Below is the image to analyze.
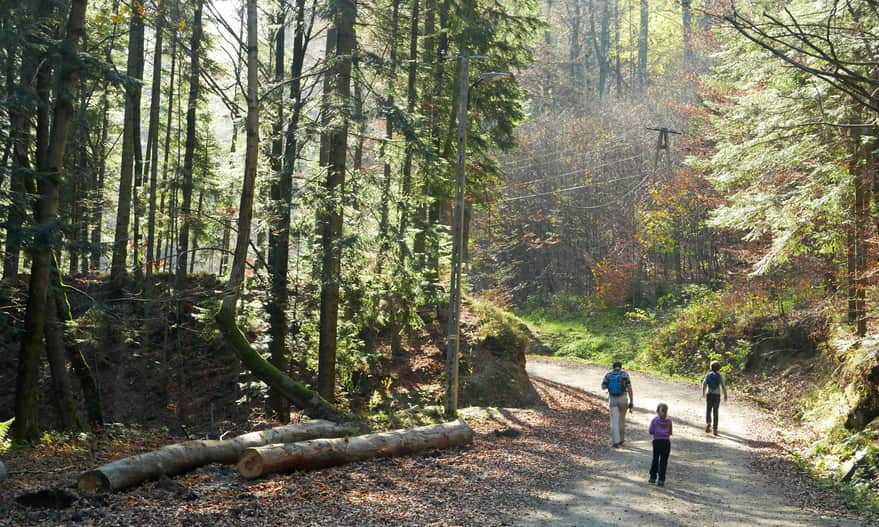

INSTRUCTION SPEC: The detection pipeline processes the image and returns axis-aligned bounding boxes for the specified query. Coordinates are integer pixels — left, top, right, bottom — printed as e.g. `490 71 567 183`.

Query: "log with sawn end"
238 419 473 478
79 420 355 493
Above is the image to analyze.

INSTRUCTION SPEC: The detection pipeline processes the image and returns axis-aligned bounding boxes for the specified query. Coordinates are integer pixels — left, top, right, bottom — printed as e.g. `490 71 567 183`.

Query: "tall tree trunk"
426 0 450 293
190 189 203 274
377 0 401 269
88 1 121 273
3 1 43 281
397 0 419 265
44 258 85 432
570 0 582 88
44 291 81 431
613 0 622 94
681 0 692 68
13 0 87 441
109 8 145 291
145 11 165 277
51 254 102 426
317 0 356 402
158 33 179 274
413 0 435 264
591 0 610 97
267 0 289 422
215 0 342 422
268 0 311 422
352 77 366 173
175 0 204 288
848 127 870 337
638 0 648 89
0 38 13 193
89 89 111 272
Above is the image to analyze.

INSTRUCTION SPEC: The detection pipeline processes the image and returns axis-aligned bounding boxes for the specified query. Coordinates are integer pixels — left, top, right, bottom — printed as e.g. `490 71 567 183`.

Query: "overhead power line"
501 153 644 190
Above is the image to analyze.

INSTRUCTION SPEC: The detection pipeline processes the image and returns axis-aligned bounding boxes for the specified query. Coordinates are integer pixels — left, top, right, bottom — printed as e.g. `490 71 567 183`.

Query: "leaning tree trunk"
238 419 473 478
215 0 344 422
78 420 355 493
13 0 88 441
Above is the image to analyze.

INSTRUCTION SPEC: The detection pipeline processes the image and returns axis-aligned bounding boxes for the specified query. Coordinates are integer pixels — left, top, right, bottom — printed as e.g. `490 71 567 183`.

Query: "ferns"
0 417 13 453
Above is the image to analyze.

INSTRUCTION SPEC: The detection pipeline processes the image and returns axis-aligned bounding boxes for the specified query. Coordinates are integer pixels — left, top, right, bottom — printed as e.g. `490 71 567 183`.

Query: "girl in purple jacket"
648 403 672 486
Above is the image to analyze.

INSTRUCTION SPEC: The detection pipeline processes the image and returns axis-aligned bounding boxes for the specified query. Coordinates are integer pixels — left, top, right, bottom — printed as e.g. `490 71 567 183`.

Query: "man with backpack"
601 360 634 448
701 360 728 436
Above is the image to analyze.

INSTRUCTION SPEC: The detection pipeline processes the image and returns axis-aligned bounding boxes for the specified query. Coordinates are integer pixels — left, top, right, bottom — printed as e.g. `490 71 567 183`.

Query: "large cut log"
79 420 354 493
238 419 473 479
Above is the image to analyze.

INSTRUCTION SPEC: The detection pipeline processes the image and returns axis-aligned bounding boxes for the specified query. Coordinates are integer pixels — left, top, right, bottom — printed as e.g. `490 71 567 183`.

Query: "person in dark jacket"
701 360 728 436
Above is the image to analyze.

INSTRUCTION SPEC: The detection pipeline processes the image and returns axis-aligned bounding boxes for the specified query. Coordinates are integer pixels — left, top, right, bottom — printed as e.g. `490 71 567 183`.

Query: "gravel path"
519 357 869 527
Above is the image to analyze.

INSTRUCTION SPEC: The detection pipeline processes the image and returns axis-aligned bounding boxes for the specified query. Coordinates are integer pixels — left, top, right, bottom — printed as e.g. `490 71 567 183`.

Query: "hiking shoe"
657 480 665 487
713 428 718 436
648 477 656 484
612 442 620 448
705 424 711 433
619 440 625 446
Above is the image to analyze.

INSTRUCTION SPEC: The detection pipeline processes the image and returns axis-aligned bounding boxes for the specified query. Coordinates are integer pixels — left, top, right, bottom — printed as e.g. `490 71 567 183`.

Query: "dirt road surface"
519 357 868 527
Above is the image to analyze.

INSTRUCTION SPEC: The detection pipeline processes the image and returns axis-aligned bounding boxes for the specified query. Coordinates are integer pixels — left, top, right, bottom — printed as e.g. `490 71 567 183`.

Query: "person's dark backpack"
706 371 722 390
607 372 625 396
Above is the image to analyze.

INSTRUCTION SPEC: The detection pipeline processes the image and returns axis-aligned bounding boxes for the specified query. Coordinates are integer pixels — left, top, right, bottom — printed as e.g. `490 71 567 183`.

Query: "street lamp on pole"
445 53 512 418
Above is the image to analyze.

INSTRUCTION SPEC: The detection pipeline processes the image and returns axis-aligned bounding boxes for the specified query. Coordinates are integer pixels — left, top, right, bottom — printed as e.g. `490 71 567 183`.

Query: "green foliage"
0 417 13 453
696 4 856 275
790 424 879 513
647 287 764 376
471 297 531 351
521 294 661 366
520 291 591 321
38 430 90 452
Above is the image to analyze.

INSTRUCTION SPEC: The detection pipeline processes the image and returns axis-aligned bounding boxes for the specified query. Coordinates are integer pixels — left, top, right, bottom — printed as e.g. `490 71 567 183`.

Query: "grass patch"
521 307 661 369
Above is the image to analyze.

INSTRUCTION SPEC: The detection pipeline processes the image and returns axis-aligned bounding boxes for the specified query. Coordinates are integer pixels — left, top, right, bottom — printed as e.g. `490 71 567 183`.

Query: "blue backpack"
607 372 625 396
706 371 721 390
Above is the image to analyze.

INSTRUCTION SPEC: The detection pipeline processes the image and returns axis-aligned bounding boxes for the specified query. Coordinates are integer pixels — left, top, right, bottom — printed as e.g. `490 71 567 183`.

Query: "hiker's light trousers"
608 394 629 445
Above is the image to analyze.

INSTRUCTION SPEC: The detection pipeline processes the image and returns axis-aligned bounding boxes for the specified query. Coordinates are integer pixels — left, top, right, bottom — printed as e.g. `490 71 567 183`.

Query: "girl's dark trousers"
650 439 671 482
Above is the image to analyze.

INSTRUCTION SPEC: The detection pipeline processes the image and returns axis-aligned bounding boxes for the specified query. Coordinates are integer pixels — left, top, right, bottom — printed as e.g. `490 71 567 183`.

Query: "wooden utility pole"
445 52 471 418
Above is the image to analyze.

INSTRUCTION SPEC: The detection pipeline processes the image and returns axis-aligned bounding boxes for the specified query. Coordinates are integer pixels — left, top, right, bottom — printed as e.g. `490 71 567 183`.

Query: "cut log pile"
238 419 474 478
77 419 473 493
78 420 355 493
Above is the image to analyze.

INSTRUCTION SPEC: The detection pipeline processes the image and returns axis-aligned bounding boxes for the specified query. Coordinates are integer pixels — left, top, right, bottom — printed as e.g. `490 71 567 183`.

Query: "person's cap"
612 360 622 368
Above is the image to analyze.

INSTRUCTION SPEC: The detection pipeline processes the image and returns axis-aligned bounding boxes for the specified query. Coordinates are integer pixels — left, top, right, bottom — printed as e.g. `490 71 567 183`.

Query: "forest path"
518 357 865 527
